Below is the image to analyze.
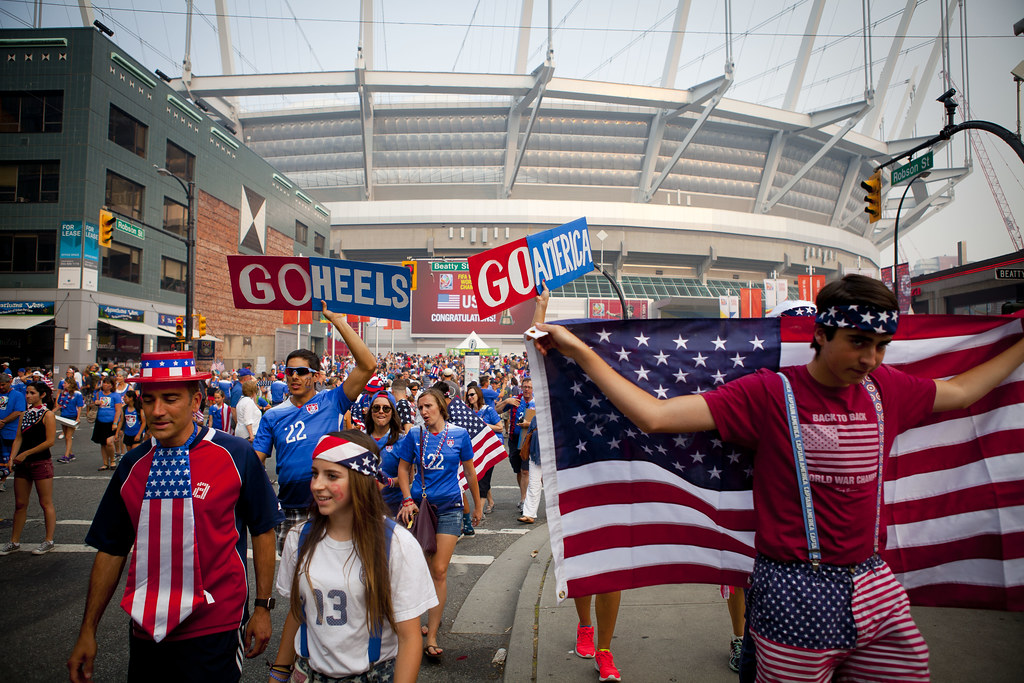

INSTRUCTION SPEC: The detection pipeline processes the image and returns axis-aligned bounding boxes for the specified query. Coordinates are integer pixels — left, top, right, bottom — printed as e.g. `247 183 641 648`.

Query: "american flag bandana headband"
313 435 387 483
121 424 205 642
814 304 899 335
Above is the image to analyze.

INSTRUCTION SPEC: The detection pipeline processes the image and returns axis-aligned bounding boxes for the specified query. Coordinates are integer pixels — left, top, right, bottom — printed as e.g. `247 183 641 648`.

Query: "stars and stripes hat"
312 434 385 482
128 351 212 384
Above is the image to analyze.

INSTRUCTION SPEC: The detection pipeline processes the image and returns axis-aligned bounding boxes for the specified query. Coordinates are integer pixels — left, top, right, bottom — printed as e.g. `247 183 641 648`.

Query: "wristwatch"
254 597 276 610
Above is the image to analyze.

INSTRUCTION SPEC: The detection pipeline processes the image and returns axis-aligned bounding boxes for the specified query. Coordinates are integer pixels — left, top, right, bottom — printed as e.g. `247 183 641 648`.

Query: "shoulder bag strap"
778 372 821 569
861 376 886 555
366 518 398 664
297 521 313 658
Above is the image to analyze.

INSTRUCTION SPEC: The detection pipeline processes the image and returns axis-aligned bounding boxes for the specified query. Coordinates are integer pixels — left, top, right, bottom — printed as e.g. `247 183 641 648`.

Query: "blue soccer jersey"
254 385 354 509
395 423 473 513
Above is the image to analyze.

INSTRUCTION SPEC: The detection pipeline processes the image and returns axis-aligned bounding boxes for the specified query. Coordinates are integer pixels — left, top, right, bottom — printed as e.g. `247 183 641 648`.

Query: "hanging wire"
284 0 324 71
453 0 483 70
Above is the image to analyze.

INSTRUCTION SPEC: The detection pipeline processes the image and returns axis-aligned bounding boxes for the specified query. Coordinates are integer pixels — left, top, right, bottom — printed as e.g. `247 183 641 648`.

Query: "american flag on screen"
437 294 460 310
446 396 509 492
120 445 206 641
527 315 1024 611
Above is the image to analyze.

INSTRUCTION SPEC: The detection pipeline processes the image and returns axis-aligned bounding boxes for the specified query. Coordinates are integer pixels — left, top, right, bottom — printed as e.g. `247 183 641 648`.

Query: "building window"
101 241 142 284
314 233 325 255
0 161 59 203
108 104 147 157
105 171 144 221
165 140 195 182
163 197 187 237
295 220 308 245
0 91 63 133
0 231 56 273
160 256 186 293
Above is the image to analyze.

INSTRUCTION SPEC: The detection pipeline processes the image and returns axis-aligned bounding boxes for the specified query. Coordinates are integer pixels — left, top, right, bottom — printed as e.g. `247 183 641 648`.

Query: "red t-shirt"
704 364 935 565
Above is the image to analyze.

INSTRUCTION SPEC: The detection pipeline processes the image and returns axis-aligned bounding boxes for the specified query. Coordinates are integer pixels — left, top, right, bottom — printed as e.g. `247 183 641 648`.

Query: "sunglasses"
371 405 392 413
284 367 314 377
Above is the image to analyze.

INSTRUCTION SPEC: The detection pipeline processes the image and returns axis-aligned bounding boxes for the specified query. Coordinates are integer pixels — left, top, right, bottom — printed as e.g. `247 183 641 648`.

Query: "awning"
102 319 177 338
0 315 53 330
157 327 224 343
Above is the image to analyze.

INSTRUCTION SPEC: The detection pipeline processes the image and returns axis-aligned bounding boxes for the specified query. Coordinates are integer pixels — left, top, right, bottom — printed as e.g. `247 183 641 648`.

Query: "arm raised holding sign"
321 300 378 401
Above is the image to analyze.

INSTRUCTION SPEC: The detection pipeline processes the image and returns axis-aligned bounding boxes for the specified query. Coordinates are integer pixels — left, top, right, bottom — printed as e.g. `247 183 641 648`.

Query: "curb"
503 523 552 683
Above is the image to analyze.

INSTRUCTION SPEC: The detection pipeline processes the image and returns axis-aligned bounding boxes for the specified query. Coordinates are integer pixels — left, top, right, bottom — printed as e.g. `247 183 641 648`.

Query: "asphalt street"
0 430 534 682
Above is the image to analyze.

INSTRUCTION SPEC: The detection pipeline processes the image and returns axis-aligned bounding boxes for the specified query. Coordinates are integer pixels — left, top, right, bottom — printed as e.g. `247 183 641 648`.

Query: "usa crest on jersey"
305 403 319 415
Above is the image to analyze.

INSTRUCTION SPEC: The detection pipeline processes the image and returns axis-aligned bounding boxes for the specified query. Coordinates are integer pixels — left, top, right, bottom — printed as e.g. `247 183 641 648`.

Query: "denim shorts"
435 509 463 536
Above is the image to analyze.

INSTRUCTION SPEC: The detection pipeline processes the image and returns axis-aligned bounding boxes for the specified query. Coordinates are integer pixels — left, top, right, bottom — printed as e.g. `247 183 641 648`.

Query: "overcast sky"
5 0 1022 268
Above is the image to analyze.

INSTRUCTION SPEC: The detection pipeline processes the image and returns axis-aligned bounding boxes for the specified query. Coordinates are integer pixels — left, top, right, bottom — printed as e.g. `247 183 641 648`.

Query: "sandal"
484 502 495 514
423 644 444 660
97 465 110 471
517 516 535 524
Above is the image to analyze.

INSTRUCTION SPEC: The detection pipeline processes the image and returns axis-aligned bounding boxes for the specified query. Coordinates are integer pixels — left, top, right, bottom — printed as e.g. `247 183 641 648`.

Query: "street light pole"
155 165 195 350
892 171 930 272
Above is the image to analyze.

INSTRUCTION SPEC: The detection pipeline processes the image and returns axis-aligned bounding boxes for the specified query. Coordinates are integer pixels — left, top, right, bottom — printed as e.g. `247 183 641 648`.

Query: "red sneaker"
574 623 595 658
595 649 621 682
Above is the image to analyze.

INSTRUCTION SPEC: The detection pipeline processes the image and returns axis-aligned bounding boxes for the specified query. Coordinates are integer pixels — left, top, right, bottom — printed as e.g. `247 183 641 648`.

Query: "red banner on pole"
798 275 826 302
740 289 763 318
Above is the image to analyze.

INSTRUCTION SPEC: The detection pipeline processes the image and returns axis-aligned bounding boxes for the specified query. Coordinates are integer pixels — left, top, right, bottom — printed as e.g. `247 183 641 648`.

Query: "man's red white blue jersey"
85 426 283 640
253 385 354 509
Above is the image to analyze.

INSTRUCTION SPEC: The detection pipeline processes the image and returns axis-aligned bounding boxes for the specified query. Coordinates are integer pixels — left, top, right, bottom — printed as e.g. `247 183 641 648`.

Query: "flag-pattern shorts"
747 554 929 682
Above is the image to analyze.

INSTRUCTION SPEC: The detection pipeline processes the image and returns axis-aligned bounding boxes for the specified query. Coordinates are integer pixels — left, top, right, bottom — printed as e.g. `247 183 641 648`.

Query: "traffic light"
175 316 185 342
402 260 417 291
861 169 882 224
99 209 115 247
198 315 207 337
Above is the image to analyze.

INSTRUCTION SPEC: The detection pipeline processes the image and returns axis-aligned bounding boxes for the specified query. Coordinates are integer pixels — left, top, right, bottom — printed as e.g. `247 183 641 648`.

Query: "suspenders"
778 373 886 569
297 517 398 663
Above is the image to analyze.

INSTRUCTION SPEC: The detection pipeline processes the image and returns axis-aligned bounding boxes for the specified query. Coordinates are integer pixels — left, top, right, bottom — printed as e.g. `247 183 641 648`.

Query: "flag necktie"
121 424 205 642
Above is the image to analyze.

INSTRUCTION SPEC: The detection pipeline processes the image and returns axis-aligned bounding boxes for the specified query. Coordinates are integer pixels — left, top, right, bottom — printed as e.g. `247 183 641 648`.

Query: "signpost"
891 151 934 185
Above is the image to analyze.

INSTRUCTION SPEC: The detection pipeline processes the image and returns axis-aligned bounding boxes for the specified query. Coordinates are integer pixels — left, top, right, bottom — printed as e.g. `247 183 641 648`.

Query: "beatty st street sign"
891 151 934 185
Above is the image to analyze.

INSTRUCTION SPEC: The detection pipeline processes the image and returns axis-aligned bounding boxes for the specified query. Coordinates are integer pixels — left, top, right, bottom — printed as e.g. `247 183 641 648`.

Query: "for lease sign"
468 217 594 318
226 255 411 321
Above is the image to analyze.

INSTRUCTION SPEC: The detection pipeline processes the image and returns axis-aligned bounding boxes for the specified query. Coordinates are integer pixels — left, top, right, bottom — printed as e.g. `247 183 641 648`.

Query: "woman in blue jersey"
395 388 482 660
117 389 146 450
55 378 84 464
364 391 406 517
90 376 121 471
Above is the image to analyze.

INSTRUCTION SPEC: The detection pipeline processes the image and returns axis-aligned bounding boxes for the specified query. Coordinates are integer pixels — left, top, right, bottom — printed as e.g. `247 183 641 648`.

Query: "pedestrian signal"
861 170 882 224
99 209 116 247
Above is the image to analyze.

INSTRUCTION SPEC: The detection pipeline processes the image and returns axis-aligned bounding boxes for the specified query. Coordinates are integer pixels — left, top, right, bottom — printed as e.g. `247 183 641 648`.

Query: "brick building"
0 27 331 372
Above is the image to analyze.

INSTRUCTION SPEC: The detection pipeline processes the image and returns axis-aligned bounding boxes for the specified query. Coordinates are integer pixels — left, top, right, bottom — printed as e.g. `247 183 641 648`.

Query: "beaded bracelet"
268 670 289 682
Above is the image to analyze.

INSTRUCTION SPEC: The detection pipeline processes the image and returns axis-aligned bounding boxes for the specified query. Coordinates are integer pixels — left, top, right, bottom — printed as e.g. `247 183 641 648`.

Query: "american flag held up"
527 315 1024 611
446 396 508 491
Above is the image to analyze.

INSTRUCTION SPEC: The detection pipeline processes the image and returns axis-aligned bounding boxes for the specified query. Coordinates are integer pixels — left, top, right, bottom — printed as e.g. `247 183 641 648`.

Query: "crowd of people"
2 274 1021 682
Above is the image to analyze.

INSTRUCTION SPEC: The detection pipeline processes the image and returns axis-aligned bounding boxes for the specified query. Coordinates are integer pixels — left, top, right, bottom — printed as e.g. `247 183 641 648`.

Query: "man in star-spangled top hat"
68 350 283 683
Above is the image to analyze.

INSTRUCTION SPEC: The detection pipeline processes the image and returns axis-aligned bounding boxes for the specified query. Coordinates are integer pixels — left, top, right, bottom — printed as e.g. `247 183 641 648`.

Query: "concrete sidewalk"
502 524 1024 682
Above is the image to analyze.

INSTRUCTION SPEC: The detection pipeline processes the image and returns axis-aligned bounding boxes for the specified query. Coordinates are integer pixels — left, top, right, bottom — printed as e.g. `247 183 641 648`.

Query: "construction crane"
945 73 1024 250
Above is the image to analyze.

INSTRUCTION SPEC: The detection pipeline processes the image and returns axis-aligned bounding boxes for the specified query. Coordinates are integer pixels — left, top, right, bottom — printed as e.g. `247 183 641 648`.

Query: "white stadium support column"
782 0 825 111
504 61 554 198
860 0 917 137
77 0 95 27
660 0 691 89
360 0 374 70
762 100 871 213
514 0 534 75
831 155 862 227
898 0 959 139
